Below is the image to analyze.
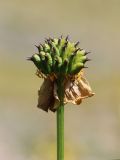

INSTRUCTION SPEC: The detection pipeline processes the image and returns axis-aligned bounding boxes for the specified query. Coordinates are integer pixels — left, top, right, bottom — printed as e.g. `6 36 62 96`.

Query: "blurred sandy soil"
0 0 120 159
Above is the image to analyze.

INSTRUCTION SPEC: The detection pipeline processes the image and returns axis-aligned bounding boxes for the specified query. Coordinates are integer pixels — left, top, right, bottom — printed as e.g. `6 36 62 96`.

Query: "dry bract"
37 71 95 112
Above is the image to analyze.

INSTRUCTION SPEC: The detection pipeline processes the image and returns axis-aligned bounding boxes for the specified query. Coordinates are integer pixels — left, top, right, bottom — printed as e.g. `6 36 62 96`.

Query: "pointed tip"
74 48 80 54
26 57 32 61
65 40 68 45
58 38 61 45
47 41 53 48
84 58 91 62
35 45 40 50
46 38 50 42
62 43 68 52
60 35 63 39
74 41 80 48
65 35 69 41
45 38 49 43
35 45 38 48
49 37 54 42
83 66 88 68
40 43 44 47
87 58 91 61
84 51 91 55
80 48 83 51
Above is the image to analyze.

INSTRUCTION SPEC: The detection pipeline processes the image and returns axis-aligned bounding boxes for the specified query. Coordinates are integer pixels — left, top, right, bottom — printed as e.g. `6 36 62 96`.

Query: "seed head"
28 36 91 79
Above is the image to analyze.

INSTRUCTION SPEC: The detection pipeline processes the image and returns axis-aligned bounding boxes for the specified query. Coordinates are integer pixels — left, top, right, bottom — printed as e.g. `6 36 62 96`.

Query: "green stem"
57 77 64 160
57 104 64 160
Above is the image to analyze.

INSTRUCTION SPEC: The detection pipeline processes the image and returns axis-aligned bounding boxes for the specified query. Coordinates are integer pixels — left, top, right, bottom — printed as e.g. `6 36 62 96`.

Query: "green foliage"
29 36 90 76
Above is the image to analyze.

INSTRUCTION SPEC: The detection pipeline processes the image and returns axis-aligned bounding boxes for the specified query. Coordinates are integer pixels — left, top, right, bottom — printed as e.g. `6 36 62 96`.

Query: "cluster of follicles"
28 36 90 80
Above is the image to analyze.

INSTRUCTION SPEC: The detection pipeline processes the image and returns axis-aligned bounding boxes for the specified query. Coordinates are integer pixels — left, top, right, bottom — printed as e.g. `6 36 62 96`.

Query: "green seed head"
28 36 91 77
33 54 41 62
27 54 41 69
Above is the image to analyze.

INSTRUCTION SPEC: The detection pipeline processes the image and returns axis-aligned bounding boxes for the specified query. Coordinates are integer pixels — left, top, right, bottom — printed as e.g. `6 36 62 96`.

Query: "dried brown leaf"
37 71 95 112
54 71 95 106
37 79 56 112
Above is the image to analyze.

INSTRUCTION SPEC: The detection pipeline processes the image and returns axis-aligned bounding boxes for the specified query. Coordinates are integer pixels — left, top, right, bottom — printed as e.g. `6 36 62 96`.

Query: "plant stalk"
57 77 64 160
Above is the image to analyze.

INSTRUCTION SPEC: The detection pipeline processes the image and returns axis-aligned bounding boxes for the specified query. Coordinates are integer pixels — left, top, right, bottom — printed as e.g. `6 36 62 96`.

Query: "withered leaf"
37 71 94 112
37 79 56 112
63 72 95 105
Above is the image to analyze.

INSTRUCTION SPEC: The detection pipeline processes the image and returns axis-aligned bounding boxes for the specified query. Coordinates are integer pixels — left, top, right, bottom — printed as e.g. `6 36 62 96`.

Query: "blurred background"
0 0 120 159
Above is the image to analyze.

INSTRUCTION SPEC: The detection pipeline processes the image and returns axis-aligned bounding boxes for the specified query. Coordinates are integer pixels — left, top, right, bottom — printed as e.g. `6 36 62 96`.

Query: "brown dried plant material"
37 79 55 112
37 71 95 112
64 71 95 105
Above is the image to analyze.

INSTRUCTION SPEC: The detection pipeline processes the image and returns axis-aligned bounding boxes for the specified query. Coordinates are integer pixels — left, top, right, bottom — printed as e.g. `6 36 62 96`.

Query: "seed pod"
78 56 87 63
39 52 49 74
57 38 61 47
48 41 60 58
44 43 50 52
45 53 53 73
67 53 75 74
70 63 84 75
53 38 58 45
72 51 87 65
32 54 42 69
54 56 62 73
62 42 75 61
60 59 69 74
39 51 45 60
58 38 66 55
61 42 68 54
77 50 86 56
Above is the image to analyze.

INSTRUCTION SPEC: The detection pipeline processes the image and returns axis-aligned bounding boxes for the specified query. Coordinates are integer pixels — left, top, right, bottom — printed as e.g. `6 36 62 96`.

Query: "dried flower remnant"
37 70 94 112
28 36 95 112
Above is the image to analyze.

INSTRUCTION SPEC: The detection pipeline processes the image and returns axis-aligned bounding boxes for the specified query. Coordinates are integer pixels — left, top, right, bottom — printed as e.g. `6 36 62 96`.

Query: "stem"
57 77 64 160
57 103 64 160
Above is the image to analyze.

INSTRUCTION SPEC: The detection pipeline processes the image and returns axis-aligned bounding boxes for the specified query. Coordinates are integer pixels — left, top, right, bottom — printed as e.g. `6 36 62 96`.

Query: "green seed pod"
54 56 62 73
44 53 53 73
52 45 60 56
39 44 44 51
44 43 50 52
58 38 66 55
68 49 87 74
47 40 59 56
39 51 49 74
28 36 91 77
45 53 52 66
70 63 84 75
76 55 87 63
77 50 86 56
53 38 58 45
32 54 42 69
67 53 75 74
62 42 75 61
39 51 45 60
